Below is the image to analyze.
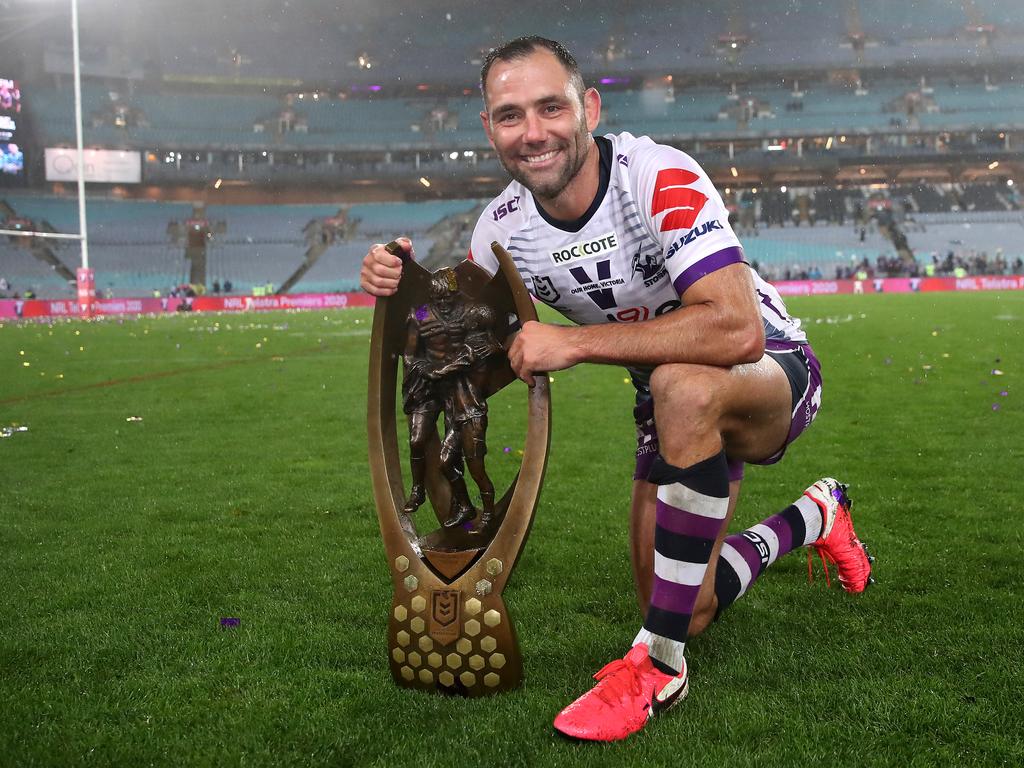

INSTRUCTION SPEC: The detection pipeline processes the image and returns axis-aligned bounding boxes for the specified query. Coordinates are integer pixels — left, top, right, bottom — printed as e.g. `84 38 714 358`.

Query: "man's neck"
534 138 601 222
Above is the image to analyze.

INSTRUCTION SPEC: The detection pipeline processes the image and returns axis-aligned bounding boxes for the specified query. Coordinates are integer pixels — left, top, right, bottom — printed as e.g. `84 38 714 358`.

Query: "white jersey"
469 132 805 382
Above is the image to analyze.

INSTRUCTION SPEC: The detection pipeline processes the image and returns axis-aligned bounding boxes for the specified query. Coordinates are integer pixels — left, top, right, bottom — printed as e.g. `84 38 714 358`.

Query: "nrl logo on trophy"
367 241 551 696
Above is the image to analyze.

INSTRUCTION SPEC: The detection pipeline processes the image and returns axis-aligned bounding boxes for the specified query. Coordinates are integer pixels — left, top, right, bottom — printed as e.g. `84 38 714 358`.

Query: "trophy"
367 241 551 696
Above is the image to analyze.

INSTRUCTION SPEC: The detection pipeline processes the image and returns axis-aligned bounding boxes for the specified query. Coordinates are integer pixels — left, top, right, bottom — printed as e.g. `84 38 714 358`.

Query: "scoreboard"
0 77 23 177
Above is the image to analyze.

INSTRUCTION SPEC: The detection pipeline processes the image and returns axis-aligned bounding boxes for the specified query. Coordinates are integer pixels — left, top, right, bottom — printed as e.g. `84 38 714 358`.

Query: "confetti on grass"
1 426 29 439
220 617 240 629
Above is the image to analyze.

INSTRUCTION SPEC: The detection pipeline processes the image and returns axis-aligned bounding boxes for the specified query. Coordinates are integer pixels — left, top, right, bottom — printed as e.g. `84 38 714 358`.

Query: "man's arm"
506 262 763 384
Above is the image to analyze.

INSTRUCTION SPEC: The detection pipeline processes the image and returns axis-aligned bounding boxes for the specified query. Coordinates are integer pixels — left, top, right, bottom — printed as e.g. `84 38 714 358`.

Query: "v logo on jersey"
651 168 709 233
568 259 619 310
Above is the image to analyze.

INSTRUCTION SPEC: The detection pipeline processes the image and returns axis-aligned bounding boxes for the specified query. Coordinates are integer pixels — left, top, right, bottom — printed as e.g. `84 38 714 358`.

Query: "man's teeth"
523 150 557 164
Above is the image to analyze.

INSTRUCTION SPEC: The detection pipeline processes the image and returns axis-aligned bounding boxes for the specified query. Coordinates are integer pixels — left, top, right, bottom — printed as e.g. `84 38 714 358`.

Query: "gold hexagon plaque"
368 242 551 696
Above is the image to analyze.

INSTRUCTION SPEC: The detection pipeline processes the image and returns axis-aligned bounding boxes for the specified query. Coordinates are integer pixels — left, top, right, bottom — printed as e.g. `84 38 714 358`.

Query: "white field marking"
797 313 871 326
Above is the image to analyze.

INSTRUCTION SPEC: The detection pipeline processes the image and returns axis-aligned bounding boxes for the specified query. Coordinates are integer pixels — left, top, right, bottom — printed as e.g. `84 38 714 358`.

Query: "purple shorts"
633 340 823 482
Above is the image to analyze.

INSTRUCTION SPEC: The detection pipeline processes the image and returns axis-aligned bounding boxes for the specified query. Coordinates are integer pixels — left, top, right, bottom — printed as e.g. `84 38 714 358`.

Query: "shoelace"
592 657 644 706
807 546 833 587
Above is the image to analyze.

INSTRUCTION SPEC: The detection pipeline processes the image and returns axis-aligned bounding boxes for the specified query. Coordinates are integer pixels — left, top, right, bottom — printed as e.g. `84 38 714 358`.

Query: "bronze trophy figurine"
367 241 551 696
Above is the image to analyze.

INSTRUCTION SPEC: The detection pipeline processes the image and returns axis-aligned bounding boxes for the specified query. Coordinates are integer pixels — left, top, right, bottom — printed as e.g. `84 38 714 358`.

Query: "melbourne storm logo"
631 246 666 288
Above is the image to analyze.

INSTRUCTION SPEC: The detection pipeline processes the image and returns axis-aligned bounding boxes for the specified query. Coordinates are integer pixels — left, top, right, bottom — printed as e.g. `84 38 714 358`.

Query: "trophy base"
387 583 522 696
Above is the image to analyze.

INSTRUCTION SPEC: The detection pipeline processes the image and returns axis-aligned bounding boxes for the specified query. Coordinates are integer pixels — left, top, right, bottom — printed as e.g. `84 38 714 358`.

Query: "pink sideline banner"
0 291 375 320
771 275 1024 296
2 277 1023 321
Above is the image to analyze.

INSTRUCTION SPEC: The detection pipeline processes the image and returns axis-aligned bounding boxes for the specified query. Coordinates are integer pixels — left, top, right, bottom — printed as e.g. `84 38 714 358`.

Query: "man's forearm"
507 264 766 382
565 300 764 369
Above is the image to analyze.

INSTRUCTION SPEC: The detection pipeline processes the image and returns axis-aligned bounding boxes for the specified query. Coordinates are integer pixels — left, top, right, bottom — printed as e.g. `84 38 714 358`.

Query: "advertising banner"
0 291 375 320
44 148 142 183
1 278 1021 322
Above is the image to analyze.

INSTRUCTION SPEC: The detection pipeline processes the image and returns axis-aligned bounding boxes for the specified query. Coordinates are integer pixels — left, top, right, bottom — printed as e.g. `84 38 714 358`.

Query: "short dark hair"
479 36 585 107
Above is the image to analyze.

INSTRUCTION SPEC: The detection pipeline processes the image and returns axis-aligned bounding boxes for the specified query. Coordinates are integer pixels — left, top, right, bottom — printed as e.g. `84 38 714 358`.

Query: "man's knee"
650 365 718 414
649 364 722 442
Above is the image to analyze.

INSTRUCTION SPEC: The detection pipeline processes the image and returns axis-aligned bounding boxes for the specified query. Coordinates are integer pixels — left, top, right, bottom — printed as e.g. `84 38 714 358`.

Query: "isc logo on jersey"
550 231 618 265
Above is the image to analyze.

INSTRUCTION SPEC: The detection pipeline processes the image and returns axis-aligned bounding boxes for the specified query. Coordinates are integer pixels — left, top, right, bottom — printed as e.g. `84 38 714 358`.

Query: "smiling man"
360 36 873 742
481 43 597 218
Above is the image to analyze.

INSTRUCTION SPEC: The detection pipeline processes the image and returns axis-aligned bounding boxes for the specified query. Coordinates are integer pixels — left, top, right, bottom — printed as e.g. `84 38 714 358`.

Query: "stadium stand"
297 241 383 294
894 184 954 214
346 200 479 237
206 241 303 294
812 188 865 225
905 217 1024 267
4 196 194 296
0 240 73 297
30 77 1024 154
956 183 1014 211
1 195 486 296
742 223 899 281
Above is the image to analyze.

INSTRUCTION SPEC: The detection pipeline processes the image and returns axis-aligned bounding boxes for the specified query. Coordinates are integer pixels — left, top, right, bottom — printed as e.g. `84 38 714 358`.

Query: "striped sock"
713 494 824 615
633 450 730 674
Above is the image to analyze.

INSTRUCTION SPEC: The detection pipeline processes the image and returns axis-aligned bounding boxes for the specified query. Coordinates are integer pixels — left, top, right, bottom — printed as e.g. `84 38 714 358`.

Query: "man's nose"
523 112 547 143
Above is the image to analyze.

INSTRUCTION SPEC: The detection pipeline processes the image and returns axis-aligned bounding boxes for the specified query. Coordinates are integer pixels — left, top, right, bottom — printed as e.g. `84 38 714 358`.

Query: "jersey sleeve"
628 140 745 297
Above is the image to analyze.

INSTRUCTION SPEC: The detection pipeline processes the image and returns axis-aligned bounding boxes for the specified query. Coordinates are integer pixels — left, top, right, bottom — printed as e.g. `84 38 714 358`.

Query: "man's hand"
506 320 581 385
360 237 413 296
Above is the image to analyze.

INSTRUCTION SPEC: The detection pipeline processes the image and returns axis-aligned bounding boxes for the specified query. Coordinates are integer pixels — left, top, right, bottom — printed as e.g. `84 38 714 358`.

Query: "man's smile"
521 149 560 164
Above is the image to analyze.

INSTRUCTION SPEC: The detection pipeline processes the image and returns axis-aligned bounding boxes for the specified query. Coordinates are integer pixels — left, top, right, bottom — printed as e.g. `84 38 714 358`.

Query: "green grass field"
2 292 1022 767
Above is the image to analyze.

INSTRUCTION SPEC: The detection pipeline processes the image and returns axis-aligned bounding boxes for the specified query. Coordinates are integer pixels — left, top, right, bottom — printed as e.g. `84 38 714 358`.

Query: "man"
361 36 873 741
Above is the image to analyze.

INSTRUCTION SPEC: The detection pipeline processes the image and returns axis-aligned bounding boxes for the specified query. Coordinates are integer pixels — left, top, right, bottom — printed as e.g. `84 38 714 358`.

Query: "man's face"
481 50 599 202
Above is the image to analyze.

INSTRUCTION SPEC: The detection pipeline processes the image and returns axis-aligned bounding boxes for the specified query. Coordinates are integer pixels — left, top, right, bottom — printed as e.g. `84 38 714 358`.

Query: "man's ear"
480 110 496 148
583 88 601 134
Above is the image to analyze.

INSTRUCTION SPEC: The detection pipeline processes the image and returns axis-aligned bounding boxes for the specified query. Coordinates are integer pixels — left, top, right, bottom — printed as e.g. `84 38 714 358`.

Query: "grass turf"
1 292 1022 767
